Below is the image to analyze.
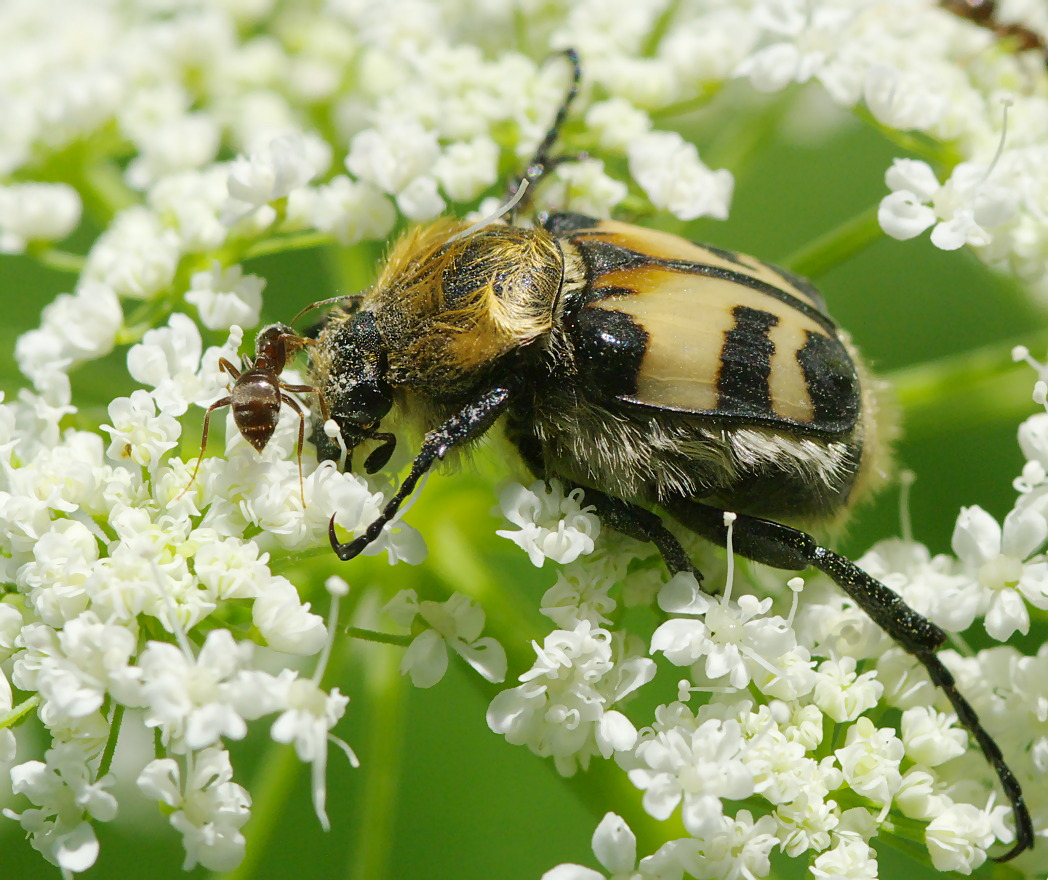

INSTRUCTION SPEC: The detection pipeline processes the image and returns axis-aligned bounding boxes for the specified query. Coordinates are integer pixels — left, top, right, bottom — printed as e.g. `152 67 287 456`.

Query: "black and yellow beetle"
306 51 1032 860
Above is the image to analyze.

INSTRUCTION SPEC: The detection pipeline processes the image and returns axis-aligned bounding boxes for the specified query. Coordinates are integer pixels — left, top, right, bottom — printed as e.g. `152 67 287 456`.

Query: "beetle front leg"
664 497 1033 863
329 386 513 560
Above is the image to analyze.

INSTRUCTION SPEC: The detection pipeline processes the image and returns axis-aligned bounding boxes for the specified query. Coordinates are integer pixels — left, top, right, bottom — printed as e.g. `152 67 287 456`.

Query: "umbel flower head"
2 2 1048 879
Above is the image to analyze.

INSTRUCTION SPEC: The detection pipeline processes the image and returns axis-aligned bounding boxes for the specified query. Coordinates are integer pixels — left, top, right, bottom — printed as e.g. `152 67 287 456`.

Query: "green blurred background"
0 84 1041 879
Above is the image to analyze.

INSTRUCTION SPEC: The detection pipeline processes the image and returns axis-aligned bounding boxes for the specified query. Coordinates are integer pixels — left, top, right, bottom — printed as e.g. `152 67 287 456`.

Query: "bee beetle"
307 50 1032 859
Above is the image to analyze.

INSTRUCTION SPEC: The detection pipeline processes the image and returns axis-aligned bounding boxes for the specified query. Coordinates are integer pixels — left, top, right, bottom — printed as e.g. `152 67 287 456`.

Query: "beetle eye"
341 381 392 424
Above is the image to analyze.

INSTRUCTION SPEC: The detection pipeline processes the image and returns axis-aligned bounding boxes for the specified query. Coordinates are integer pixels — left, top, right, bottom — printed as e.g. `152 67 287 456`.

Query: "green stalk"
347 638 406 880
780 205 884 278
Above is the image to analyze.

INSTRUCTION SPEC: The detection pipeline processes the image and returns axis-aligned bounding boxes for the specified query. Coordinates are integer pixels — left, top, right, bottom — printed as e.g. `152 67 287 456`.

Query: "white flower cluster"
2 0 1047 878
504 468 1046 876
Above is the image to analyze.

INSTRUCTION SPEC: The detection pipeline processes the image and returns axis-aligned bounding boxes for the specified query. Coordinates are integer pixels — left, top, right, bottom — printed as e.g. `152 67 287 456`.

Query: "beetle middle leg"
663 497 1033 862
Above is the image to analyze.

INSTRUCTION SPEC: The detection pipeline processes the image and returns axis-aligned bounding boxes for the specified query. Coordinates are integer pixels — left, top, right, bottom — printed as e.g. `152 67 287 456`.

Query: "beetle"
306 50 1033 859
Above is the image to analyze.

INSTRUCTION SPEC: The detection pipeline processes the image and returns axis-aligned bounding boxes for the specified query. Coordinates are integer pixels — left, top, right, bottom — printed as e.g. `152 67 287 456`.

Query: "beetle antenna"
290 294 365 327
445 180 530 244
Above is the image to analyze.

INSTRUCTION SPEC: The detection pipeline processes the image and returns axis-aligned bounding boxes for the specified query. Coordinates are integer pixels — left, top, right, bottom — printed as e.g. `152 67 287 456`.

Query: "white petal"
1001 507 1047 559
55 821 100 873
885 158 940 199
592 812 637 874
541 866 605 880
453 637 507 683
952 506 1001 565
597 710 638 757
401 630 448 688
984 590 1030 641
657 572 710 614
878 190 936 240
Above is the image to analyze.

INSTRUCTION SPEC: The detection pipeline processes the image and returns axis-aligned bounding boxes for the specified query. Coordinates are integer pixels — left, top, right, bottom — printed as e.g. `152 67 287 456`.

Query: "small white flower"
668 810 779 880
185 262 264 331
131 630 270 752
101 389 181 469
811 657 883 723
225 132 329 211
810 837 878 880
346 120 441 195
627 130 733 221
5 742 118 876
305 175 396 245
395 174 445 221
878 159 940 240
16 283 123 388
137 748 250 872
488 622 654 775
584 98 652 153
540 553 628 630
12 614 137 724
835 717 904 807
653 573 796 690
627 713 754 837
251 576 327 656
900 706 967 767
925 801 1012 873
82 207 181 301
775 790 840 857
127 313 229 418
270 673 353 831
0 182 81 252
879 156 1019 251
540 159 629 219
496 480 601 566
952 504 1048 639
433 138 499 202
385 590 507 688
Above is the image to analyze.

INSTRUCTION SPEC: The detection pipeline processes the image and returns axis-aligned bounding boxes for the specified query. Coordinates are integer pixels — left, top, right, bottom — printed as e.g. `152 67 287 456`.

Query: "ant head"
252 323 297 371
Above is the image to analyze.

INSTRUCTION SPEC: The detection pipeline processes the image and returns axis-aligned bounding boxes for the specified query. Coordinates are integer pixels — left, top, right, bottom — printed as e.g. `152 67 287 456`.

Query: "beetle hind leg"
663 497 1033 862
578 487 698 577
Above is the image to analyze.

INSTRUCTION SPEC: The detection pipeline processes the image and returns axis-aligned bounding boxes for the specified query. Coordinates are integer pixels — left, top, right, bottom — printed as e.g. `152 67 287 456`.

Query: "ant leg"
218 357 241 380
279 380 330 424
330 386 512 560
664 498 1033 862
176 396 232 500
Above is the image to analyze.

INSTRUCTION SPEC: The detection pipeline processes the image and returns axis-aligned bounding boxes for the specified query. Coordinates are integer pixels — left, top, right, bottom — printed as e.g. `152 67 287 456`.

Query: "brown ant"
179 321 330 504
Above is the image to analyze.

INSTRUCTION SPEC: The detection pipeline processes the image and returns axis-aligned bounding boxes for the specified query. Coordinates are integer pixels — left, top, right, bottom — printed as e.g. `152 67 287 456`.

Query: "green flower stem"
243 231 334 261
346 626 411 648
96 702 124 779
216 740 301 880
28 247 86 274
0 695 40 729
424 515 672 855
780 205 884 279
887 332 1048 439
73 157 138 226
348 634 407 880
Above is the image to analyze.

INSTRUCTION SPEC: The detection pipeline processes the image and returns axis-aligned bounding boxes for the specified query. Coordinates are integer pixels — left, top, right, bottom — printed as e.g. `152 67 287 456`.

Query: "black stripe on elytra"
717 306 777 418
797 329 861 433
569 305 647 399
568 232 838 336
544 211 601 236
